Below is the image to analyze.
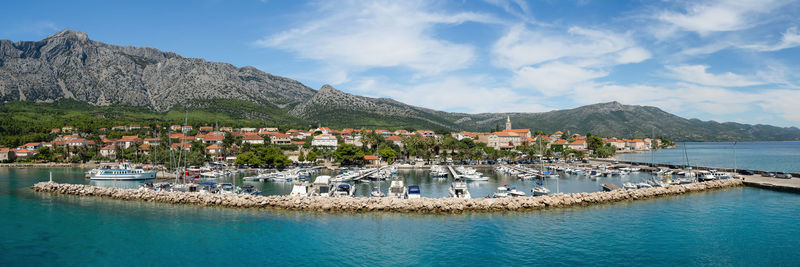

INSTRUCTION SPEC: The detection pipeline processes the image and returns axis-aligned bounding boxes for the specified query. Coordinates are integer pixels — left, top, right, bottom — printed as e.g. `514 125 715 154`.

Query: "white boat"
331 184 356 198
637 182 653 189
531 185 550 196
289 182 309 197
504 184 526 197
218 183 236 194
448 179 471 199
406 185 421 199
622 182 637 190
697 171 716 182
492 186 509 198
462 173 489 181
370 186 385 197
388 180 406 198
90 163 156 180
309 175 332 197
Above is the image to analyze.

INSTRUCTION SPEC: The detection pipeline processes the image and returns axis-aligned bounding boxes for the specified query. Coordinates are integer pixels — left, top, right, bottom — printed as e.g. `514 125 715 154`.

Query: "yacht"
240 185 261 196
622 182 638 190
388 180 407 198
90 163 156 180
406 185 421 199
309 176 332 197
289 182 309 197
331 184 356 198
697 171 716 182
217 183 236 194
448 179 471 199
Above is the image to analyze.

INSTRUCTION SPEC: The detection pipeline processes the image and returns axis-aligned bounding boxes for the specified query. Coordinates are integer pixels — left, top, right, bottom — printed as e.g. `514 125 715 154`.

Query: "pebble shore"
32 179 743 213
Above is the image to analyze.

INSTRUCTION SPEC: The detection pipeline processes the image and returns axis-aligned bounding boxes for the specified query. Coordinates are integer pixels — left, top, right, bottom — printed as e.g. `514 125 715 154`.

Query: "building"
13 149 36 158
143 138 162 146
568 140 587 150
312 134 338 148
270 133 291 145
0 148 15 162
453 132 476 141
242 134 265 145
364 155 379 165
385 135 403 148
505 116 512 130
67 139 88 147
626 139 647 150
201 134 224 145
23 142 42 151
100 146 116 159
415 130 436 138
487 132 521 150
171 143 192 151
206 144 222 155
199 126 214 132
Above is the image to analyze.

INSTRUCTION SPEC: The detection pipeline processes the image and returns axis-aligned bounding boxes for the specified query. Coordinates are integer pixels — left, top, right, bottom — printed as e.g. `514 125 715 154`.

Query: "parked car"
738 170 754 175
762 172 776 177
775 172 792 179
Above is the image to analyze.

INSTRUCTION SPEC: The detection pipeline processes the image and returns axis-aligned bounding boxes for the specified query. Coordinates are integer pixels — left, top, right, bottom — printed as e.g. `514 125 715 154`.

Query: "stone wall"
32 179 743 213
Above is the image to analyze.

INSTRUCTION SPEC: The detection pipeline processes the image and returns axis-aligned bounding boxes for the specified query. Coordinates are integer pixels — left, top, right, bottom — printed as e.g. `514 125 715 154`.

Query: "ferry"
89 163 156 180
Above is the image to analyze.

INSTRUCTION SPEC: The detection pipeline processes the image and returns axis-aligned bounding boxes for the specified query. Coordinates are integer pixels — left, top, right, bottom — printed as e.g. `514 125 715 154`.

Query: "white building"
312 134 338 148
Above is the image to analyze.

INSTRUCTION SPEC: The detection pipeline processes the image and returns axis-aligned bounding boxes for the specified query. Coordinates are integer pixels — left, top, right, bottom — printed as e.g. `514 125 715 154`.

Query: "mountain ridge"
2 30 799 141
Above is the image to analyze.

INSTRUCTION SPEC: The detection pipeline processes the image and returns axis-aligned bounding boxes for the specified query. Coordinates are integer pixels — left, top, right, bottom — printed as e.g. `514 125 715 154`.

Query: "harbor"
31 179 742 213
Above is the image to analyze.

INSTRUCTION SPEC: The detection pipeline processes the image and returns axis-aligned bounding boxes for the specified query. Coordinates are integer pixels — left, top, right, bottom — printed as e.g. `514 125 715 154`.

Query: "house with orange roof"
67 139 88 147
199 126 214 132
0 148 15 162
454 132 477 141
100 145 116 158
23 142 43 151
488 132 522 150
205 144 222 155
312 134 338 148
220 127 233 132
364 155 380 165
171 143 192 151
568 140 587 150
13 149 36 158
143 138 161 146
626 139 647 150
502 128 532 139
270 133 291 145
202 134 224 144
242 134 265 145
385 135 404 147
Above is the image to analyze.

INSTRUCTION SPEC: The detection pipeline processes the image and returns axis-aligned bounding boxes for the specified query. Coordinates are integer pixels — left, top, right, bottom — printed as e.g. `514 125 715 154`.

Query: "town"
0 116 671 167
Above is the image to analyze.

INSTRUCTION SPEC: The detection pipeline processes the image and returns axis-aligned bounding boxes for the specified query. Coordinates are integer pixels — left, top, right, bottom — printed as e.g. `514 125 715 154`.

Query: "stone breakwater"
32 179 743 213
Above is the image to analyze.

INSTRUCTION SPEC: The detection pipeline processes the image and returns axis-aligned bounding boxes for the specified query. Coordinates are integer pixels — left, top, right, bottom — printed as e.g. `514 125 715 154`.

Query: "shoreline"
32 179 742 213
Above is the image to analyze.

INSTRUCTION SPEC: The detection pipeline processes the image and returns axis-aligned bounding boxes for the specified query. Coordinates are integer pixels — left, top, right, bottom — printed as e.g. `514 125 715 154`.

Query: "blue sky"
2 0 800 127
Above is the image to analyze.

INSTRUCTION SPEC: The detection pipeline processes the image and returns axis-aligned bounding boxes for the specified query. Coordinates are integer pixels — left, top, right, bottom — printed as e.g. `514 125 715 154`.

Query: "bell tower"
505 116 512 130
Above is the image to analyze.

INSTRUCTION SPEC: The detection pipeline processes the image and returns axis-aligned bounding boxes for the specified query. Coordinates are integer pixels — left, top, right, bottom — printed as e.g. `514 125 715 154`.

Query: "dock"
742 176 800 193
447 166 462 179
350 168 381 181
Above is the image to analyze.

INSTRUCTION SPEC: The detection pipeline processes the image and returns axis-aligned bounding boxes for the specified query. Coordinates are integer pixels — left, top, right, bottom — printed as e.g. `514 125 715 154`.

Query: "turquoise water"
617 142 800 173
2 167 800 265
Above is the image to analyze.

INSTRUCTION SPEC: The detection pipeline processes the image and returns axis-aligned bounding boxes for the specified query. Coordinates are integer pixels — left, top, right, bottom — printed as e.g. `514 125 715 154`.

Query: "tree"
334 144 365 165
297 151 306 162
378 146 397 163
235 151 261 165
587 136 603 153
306 151 318 163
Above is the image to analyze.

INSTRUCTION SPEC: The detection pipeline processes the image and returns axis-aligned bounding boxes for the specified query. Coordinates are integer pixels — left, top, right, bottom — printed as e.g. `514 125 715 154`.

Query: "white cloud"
741 27 800 51
665 65 765 87
512 62 608 95
657 0 788 35
257 0 497 76
351 76 549 113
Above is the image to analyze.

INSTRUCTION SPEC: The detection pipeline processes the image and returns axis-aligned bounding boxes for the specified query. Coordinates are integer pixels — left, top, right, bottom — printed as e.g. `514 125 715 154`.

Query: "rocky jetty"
32 179 743 213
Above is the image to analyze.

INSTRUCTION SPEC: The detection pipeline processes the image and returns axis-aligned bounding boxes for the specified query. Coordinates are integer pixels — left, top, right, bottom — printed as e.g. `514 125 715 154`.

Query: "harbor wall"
32 179 742 213
593 159 800 177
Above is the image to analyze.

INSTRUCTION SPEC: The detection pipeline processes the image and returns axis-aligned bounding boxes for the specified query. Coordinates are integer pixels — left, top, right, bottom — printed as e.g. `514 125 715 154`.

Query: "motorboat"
217 183 236 194
289 182 309 197
331 184 356 198
448 179 471 199
492 186 509 198
504 184 525 197
240 185 261 195
531 185 550 196
406 185 421 199
89 163 156 180
309 175 332 197
622 182 637 190
388 180 406 198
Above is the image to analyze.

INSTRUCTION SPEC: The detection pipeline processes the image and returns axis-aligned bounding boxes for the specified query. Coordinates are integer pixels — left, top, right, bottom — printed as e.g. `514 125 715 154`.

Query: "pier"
32 179 743 213
351 168 380 181
447 166 461 179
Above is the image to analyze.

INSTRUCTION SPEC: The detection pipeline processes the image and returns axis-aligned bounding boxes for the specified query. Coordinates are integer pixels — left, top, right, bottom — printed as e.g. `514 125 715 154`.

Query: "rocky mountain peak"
45 29 89 43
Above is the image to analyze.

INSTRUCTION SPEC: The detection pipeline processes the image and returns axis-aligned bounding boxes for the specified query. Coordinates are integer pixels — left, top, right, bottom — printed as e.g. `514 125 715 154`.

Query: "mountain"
2 30 799 141
0 29 315 111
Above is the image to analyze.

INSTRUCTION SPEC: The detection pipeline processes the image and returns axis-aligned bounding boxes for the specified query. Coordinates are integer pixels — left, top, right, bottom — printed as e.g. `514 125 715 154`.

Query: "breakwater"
32 179 743 213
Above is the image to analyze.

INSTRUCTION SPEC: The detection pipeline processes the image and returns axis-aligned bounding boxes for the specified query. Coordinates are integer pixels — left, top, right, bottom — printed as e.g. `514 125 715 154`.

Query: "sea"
616 141 800 173
2 142 799 266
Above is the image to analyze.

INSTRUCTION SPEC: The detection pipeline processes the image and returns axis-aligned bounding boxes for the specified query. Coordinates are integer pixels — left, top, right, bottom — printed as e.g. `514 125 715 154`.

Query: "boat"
217 183 236 194
429 165 449 178
240 185 261 195
448 179 471 199
289 182 309 197
531 184 550 196
309 175 332 197
696 171 716 182
462 173 489 181
406 185 421 199
504 184 526 197
89 163 156 180
492 186 509 198
331 184 356 198
370 186 385 197
388 180 406 198
622 182 637 190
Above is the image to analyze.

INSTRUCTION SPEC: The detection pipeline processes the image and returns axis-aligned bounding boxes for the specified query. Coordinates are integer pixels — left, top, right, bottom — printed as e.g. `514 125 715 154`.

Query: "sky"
2 0 800 127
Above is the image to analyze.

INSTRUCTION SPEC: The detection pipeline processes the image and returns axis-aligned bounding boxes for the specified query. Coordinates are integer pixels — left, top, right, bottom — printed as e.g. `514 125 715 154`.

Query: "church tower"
505 115 512 130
